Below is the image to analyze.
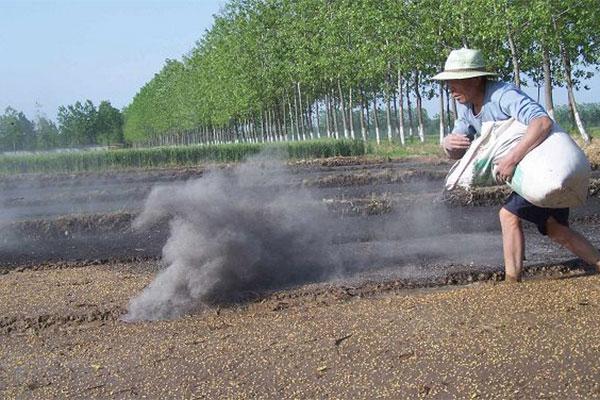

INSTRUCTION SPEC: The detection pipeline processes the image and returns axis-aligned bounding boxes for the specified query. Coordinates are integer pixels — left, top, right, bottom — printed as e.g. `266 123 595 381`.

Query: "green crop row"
0 139 369 174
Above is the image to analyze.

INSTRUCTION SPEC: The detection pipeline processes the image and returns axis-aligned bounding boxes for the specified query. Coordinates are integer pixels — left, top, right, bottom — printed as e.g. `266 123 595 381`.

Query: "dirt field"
1 156 599 399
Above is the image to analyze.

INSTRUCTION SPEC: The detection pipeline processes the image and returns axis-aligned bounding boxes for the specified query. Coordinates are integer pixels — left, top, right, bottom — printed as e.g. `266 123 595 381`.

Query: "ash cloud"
0 208 18 252
125 154 504 321
124 155 342 321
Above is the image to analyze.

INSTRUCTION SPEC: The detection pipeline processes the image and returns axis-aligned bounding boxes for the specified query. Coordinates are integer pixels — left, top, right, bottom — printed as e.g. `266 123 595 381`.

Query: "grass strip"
0 139 370 174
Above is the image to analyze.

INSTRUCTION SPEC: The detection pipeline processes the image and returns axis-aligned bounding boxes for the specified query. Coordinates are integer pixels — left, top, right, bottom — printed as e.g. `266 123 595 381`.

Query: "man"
433 48 600 282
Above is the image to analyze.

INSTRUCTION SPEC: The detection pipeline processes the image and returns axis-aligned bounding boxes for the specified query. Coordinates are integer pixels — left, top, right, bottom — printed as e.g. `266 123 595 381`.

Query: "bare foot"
505 274 522 283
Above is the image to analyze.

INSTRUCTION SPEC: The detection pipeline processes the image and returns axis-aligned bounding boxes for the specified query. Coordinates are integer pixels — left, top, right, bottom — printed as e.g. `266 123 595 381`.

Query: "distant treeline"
123 0 599 146
0 100 123 153
554 103 600 131
2 100 599 154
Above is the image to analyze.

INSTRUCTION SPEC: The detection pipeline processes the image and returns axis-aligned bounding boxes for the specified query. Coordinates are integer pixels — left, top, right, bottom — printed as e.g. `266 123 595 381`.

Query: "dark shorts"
503 192 569 236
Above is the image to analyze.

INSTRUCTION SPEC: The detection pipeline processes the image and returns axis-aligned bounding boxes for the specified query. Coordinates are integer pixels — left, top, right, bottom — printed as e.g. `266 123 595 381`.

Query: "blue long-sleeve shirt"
452 80 549 138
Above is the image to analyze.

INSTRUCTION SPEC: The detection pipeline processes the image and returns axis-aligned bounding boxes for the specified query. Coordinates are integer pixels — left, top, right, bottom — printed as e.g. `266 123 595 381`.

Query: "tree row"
0 101 123 153
124 0 599 146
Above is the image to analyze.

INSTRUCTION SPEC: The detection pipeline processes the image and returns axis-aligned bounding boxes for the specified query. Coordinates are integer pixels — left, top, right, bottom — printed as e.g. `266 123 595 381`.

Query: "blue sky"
0 0 225 119
0 0 598 121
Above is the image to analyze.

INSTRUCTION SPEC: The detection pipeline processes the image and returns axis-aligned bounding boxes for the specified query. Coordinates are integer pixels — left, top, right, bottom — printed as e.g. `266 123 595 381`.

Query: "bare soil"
1 262 599 399
1 155 600 399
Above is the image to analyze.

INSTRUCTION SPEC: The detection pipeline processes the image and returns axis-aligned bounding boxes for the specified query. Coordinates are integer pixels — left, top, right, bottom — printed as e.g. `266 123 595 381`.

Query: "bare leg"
499 207 525 282
546 217 600 271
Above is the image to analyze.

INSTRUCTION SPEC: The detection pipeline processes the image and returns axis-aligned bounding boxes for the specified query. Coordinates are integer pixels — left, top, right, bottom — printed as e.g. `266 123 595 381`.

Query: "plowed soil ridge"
6 183 597 239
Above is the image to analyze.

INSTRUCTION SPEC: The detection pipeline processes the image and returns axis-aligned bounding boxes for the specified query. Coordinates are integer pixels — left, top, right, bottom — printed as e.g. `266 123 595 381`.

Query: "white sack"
445 118 590 208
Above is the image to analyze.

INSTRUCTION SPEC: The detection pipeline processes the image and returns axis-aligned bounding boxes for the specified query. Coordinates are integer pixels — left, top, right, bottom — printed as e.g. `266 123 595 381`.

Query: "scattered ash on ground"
1 155 599 321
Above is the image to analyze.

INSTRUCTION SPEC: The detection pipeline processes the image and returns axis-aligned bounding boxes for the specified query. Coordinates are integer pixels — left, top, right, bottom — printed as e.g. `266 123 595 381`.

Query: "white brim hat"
432 48 497 80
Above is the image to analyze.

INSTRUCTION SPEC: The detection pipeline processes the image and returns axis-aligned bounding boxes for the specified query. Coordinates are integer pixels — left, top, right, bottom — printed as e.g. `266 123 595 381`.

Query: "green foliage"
56 100 124 147
0 107 35 151
370 140 444 158
35 116 59 150
121 0 599 146
554 103 600 130
57 100 99 146
6 1 597 151
0 100 125 152
96 101 124 145
588 126 600 138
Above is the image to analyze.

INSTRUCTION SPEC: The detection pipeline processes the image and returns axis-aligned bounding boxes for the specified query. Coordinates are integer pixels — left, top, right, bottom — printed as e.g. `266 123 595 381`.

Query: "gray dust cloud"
124 154 503 321
0 209 18 251
124 154 342 321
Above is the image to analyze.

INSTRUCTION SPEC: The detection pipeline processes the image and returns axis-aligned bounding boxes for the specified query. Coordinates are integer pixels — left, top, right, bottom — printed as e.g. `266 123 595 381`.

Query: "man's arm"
495 116 553 182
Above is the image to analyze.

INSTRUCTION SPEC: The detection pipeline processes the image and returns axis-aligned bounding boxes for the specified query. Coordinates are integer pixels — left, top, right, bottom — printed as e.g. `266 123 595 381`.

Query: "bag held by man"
445 118 590 208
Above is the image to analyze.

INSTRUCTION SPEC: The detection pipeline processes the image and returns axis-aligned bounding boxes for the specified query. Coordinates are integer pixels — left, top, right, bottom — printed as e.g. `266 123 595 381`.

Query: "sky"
0 0 226 119
0 0 598 121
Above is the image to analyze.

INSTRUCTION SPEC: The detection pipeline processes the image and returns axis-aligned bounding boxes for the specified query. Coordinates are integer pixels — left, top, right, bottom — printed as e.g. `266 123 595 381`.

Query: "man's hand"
443 133 471 159
494 116 553 184
494 155 517 183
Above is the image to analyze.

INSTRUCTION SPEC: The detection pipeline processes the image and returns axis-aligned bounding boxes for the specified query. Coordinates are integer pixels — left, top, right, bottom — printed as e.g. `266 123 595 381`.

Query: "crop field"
1 155 600 398
0 139 369 174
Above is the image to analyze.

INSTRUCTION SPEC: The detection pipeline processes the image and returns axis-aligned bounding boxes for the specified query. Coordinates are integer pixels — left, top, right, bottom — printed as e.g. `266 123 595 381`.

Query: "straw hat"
432 48 497 80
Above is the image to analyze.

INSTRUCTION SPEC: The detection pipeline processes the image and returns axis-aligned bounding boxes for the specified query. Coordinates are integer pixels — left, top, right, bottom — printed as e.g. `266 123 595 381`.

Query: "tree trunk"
270 109 276 141
264 109 270 142
438 81 446 144
331 88 339 139
359 87 367 142
282 96 288 141
363 87 370 139
287 94 295 141
554 17 590 142
507 25 521 88
373 92 380 145
307 100 314 140
359 96 366 142
337 80 349 138
315 100 321 138
261 110 267 143
392 91 398 136
542 45 555 120
385 87 393 142
325 94 331 138
349 88 355 139
397 70 405 145
274 108 279 141
414 71 425 142
294 83 302 140
298 82 308 140
445 86 453 132
275 109 282 141
406 79 414 139
269 108 275 142
272 108 278 141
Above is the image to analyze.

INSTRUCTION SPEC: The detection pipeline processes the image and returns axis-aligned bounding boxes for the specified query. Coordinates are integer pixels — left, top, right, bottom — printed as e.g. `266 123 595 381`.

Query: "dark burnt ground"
1 156 599 283
0 157 453 267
